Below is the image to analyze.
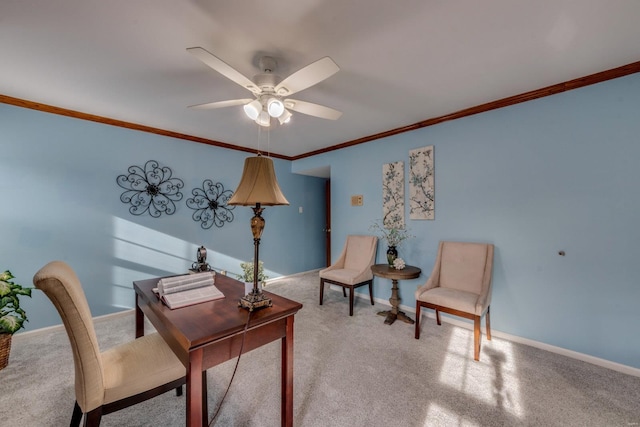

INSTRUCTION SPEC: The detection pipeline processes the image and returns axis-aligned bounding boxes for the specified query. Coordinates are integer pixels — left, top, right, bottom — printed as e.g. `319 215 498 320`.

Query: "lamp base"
238 290 273 311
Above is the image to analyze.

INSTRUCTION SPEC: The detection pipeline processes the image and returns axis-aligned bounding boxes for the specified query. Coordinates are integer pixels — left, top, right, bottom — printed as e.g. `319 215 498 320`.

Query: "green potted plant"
369 220 414 266
0 270 33 370
236 260 269 287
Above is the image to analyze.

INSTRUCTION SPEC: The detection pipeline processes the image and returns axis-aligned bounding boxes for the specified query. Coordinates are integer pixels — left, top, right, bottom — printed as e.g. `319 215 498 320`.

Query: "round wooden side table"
371 264 421 325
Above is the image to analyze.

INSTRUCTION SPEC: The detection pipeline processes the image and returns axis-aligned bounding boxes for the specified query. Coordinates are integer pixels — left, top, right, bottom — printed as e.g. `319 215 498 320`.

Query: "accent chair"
319 235 378 316
414 241 494 361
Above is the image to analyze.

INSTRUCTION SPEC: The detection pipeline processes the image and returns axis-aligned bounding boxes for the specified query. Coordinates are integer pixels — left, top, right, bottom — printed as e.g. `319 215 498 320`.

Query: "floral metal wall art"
116 160 184 217
186 180 235 229
382 161 405 229
409 145 435 220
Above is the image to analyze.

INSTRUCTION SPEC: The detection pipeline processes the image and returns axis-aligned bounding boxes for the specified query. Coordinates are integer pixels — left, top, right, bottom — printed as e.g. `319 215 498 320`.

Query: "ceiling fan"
187 47 342 127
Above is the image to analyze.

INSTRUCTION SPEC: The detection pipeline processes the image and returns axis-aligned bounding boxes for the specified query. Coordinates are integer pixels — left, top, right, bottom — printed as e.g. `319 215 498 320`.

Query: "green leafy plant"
236 261 268 284
369 220 414 247
0 270 32 334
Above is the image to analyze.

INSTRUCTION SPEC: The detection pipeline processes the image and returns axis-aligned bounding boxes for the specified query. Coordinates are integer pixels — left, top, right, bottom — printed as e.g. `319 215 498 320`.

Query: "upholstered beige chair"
320 235 378 316
33 261 186 426
319 235 378 316
415 241 494 361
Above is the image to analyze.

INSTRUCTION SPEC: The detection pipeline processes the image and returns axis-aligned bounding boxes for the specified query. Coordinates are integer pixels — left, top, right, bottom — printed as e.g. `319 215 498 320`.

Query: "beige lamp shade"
228 155 290 206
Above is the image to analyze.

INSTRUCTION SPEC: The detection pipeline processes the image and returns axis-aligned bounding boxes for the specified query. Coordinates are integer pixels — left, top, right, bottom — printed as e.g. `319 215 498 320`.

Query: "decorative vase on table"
244 282 254 295
386 246 398 266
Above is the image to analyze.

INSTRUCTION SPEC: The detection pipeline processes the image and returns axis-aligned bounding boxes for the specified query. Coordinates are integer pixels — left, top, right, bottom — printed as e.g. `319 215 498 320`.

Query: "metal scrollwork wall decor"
116 160 184 217
186 180 235 229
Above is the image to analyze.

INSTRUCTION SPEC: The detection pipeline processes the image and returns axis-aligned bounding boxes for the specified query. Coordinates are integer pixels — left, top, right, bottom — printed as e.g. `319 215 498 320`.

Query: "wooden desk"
371 264 421 325
133 274 303 427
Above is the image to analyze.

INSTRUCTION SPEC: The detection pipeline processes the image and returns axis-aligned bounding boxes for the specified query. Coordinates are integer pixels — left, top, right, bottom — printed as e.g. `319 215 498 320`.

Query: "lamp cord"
257 123 262 154
208 309 253 426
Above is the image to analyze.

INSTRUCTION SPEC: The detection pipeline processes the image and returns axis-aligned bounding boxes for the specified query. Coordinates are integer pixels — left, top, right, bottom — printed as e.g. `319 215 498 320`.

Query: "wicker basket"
0 333 12 370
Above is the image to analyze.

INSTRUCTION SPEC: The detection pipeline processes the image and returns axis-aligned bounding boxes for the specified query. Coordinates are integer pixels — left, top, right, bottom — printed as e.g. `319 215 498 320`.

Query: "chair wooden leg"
415 303 421 339
348 287 354 316
71 401 82 427
474 316 481 361
435 310 441 325
83 407 102 427
176 385 183 396
319 278 325 305
368 280 374 305
342 287 347 298
486 306 491 341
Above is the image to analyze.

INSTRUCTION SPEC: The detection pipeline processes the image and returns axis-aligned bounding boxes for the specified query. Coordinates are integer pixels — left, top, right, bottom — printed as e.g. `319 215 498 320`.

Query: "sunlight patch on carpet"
423 403 481 426
438 327 524 418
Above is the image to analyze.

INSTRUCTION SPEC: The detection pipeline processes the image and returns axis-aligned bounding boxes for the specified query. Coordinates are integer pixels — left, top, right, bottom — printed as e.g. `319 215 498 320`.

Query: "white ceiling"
2 0 639 158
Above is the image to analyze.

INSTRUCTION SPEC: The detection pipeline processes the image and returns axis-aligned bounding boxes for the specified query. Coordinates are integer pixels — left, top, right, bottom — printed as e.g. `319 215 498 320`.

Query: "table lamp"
228 154 289 311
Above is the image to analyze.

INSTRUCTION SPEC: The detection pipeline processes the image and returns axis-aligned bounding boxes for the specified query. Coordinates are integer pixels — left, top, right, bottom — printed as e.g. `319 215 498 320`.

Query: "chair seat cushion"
102 332 185 404
416 287 481 315
319 268 365 286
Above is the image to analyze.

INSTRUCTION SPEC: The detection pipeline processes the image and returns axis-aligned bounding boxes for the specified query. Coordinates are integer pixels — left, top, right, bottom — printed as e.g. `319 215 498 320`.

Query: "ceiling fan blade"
274 57 339 97
284 99 342 120
187 47 261 94
188 99 253 109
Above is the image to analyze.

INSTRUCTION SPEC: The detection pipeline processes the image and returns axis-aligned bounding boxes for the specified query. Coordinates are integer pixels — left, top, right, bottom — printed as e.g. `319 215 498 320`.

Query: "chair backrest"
343 235 378 271
33 261 105 412
438 241 494 297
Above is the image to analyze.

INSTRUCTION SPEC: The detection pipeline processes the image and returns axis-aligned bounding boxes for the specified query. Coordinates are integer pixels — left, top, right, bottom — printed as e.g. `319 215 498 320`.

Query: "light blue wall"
4 72 639 369
1 104 326 331
293 73 640 369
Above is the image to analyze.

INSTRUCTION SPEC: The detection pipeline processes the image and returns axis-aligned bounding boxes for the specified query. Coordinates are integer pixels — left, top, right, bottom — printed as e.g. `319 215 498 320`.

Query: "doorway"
325 179 331 267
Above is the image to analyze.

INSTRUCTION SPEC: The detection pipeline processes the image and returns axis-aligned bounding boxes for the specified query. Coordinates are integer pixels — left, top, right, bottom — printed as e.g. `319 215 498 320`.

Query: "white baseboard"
340 288 640 378
18 279 640 378
266 268 322 285
13 309 134 340
14 271 325 338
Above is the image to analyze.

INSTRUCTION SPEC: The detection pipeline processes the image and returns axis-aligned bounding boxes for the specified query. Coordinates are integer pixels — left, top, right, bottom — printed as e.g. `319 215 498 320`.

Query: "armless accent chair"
33 261 186 427
319 235 378 316
414 241 494 361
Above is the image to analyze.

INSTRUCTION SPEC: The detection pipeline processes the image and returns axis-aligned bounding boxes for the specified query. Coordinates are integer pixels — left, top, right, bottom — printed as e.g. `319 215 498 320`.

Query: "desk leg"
187 349 204 427
281 316 294 427
135 294 144 338
201 371 208 425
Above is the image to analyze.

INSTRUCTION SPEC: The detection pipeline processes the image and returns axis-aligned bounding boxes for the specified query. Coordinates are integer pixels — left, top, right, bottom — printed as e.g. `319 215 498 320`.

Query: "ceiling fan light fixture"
187 49 342 126
267 98 285 118
255 110 271 127
243 99 262 120
278 109 292 124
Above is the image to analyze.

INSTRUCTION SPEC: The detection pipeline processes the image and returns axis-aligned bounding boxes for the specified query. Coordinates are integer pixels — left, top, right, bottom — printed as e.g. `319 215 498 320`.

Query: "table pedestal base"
370 265 421 328
379 278 415 325
377 310 414 325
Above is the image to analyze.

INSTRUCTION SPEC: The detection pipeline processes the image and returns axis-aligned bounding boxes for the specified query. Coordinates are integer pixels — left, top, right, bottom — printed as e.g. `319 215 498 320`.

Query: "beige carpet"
2 271 639 426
